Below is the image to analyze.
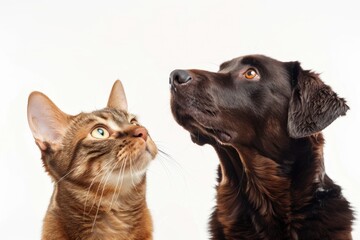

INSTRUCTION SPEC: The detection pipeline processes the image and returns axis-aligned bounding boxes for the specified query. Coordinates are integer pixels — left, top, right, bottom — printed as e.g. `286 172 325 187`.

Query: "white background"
1 0 359 239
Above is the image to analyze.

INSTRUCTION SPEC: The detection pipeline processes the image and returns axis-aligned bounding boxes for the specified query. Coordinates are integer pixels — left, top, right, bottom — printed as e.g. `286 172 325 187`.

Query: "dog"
169 55 354 239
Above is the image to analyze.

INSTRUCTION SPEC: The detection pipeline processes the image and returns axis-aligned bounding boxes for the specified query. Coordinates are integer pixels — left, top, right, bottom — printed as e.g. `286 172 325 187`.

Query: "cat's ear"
27 92 71 151
107 80 128 111
287 62 349 138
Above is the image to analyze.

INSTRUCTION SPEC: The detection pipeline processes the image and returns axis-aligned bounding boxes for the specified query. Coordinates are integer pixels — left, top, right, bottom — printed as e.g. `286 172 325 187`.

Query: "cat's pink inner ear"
107 80 128 111
27 92 70 150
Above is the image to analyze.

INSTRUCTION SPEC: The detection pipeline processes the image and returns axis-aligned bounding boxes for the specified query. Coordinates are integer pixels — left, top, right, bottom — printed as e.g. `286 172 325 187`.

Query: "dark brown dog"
169 55 354 239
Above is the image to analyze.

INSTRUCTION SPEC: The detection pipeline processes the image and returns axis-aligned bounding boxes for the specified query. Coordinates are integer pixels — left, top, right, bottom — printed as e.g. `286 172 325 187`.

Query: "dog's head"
170 55 349 150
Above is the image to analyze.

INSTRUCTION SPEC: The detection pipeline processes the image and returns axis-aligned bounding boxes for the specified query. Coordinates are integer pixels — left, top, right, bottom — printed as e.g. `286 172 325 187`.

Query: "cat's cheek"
145 139 158 159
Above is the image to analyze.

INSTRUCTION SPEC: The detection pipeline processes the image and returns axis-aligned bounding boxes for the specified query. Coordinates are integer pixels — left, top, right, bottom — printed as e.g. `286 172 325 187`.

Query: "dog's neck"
213 133 325 221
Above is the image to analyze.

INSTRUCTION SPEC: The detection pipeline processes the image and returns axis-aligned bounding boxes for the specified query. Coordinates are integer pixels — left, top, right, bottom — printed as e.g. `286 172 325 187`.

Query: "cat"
27 80 157 240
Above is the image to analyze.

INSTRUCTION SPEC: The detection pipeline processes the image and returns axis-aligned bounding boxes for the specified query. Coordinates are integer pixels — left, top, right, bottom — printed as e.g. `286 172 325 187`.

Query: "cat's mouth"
113 137 157 172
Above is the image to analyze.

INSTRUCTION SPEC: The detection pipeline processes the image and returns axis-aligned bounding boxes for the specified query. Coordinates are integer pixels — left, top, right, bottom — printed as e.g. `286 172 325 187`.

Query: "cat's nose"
132 127 148 141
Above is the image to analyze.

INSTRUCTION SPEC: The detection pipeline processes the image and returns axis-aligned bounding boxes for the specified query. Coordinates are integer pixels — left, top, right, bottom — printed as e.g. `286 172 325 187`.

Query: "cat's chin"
145 138 158 159
137 151 154 169
107 166 148 193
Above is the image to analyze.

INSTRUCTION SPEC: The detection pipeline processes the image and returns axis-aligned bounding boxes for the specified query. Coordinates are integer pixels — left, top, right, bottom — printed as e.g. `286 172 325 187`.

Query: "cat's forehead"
75 108 135 132
93 108 131 123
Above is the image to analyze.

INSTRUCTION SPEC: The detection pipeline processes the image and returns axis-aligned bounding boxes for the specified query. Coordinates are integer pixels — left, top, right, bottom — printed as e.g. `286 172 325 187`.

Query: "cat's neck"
57 174 147 212
44 176 152 240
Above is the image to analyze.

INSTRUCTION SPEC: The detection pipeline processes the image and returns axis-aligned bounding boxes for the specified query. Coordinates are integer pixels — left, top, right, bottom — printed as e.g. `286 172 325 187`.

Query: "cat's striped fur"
28 81 156 240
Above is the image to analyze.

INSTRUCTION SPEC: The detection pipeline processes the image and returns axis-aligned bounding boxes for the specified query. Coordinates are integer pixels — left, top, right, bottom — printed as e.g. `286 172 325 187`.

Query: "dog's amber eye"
244 68 258 80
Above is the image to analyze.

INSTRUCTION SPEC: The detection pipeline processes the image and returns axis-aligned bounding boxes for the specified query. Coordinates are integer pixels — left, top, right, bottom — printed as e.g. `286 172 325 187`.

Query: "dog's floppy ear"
286 62 349 138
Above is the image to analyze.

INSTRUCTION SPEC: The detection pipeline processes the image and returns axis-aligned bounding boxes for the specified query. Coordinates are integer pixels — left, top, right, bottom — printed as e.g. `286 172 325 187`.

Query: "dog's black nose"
169 70 192 86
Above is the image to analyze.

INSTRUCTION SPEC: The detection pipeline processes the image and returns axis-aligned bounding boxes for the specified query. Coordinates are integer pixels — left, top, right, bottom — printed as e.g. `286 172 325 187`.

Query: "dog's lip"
200 125 232 143
214 129 232 142
210 129 232 143
186 116 232 143
171 104 232 143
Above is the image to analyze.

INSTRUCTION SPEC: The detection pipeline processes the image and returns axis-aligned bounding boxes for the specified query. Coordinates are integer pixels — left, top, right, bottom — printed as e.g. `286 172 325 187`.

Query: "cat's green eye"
91 127 110 139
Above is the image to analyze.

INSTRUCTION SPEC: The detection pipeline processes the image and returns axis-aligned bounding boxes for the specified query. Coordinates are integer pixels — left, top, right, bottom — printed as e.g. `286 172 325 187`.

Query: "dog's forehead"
219 55 283 72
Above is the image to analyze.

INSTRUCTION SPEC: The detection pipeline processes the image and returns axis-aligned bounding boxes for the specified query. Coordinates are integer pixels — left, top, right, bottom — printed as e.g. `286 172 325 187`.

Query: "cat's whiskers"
134 156 152 198
55 164 84 184
109 157 127 211
83 173 103 219
88 160 117 214
114 157 129 202
157 155 172 180
157 148 180 174
91 160 121 232
158 148 183 172
129 154 141 196
154 146 187 188
82 159 114 219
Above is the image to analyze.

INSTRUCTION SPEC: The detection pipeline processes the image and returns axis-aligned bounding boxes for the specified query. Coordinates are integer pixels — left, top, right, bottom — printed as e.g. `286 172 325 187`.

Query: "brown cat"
27 80 157 240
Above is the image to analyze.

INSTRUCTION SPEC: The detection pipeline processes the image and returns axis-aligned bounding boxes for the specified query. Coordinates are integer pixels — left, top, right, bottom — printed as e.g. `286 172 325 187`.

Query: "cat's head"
27 80 157 194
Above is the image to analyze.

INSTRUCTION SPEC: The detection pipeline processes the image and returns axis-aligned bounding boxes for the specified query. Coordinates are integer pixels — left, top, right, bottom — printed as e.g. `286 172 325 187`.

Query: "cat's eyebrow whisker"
91 160 119 232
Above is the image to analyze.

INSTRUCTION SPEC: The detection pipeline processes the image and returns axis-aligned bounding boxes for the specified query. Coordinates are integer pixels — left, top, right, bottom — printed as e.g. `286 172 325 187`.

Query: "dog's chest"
215 185 302 240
